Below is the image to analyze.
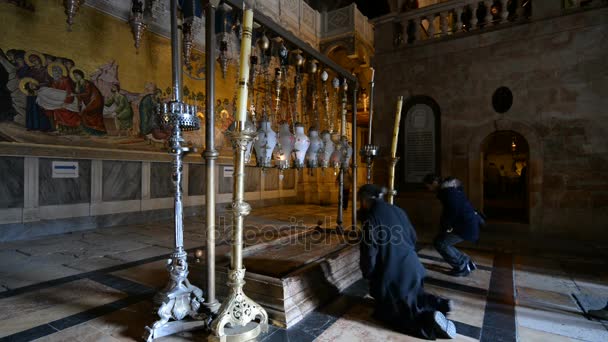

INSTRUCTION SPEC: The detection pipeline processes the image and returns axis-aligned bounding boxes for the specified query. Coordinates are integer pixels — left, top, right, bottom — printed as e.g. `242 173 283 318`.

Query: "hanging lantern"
64 0 84 32
182 19 202 67
318 129 335 169
276 120 295 170
293 122 310 169
129 0 147 53
306 126 323 168
340 136 353 169
257 31 270 67
329 141 343 175
254 116 277 169
307 59 318 75
216 3 233 79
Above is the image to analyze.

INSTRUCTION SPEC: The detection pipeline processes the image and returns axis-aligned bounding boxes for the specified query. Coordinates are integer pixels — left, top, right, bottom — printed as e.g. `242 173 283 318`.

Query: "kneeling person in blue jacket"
424 174 481 277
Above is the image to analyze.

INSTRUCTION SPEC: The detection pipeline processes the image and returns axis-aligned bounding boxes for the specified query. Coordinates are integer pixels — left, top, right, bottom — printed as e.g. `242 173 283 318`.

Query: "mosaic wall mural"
0 47 234 152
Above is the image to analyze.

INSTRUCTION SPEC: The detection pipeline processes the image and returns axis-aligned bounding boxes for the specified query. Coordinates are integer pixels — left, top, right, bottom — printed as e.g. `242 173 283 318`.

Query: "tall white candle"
235 4 254 123
390 96 404 158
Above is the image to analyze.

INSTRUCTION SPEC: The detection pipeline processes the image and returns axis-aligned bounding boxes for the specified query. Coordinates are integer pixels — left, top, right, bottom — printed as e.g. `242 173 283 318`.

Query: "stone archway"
468 120 543 230
481 130 529 223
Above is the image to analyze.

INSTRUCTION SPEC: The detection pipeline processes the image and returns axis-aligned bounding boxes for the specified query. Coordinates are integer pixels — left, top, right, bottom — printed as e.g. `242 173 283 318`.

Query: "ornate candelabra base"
208 268 268 342
143 252 209 342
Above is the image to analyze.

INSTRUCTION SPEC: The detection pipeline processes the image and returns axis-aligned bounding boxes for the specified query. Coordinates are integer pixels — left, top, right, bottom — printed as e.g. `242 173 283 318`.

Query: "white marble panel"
91 200 142 216
39 203 90 220
184 195 205 207
0 208 22 225
141 198 173 211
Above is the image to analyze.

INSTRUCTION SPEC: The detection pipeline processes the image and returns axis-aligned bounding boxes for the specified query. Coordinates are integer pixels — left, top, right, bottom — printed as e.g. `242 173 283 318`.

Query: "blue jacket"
437 179 480 241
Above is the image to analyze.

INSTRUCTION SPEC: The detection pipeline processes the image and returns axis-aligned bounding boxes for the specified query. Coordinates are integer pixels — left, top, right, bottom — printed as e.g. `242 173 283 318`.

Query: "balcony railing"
377 0 606 47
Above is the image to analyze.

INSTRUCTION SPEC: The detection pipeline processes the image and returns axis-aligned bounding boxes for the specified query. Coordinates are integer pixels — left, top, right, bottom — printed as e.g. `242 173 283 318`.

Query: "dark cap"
358 184 387 200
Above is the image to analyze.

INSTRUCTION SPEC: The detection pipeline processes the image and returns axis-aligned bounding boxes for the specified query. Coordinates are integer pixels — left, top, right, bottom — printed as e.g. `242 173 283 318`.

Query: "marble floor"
0 204 607 342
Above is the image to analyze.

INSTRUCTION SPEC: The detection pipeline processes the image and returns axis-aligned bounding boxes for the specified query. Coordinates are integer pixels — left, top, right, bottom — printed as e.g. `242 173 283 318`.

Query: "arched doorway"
481 130 529 223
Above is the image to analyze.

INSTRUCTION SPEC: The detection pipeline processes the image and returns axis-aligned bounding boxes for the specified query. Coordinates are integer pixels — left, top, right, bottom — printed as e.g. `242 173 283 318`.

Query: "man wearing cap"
358 184 456 339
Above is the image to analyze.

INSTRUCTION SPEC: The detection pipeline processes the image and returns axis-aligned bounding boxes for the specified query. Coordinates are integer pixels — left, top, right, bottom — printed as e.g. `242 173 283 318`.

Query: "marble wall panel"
245 167 261 193
188 163 206 196
0 157 24 208
264 168 279 191
102 161 141 201
283 169 296 190
39 159 91 206
150 162 173 199
219 165 233 194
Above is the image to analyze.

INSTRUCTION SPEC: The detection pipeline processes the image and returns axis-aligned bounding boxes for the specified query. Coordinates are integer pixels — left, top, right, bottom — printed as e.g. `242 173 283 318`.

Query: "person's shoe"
468 260 478 271
433 311 457 339
588 307 608 320
448 264 471 277
438 299 453 315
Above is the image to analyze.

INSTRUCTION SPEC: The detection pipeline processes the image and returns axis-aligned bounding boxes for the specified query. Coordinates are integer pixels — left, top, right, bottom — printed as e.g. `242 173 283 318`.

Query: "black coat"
437 179 480 241
359 200 428 328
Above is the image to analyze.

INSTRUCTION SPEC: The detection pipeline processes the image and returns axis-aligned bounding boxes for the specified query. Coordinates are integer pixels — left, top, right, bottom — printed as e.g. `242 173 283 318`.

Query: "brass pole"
337 79 347 231
203 0 220 314
210 1 268 340
387 96 403 205
351 80 358 229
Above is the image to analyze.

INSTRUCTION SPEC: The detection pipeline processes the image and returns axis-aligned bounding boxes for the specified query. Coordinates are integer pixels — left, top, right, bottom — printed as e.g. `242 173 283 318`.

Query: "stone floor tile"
516 303 608 342
62 256 125 273
0 262 81 290
425 283 486 329
516 285 580 312
106 245 174 263
0 279 126 338
315 303 478 341
111 260 170 289
517 325 590 341
33 323 119 342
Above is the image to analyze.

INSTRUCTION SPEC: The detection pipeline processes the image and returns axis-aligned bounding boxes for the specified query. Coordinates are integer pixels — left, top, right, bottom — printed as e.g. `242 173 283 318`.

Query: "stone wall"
372 7 608 239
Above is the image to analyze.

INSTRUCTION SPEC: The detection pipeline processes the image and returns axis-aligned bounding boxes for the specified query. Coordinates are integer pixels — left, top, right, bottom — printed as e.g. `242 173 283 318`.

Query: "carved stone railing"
377 0 608 47
256 0 321 48
320 3 374 50
382 0 528 46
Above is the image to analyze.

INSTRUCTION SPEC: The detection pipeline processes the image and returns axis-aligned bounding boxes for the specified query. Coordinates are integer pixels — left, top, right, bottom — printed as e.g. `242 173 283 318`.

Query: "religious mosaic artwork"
0 47 225 151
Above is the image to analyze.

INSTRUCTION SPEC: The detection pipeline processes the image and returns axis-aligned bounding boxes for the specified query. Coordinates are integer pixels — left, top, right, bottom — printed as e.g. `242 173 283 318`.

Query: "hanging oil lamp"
64 0 85 32
128 0 147 53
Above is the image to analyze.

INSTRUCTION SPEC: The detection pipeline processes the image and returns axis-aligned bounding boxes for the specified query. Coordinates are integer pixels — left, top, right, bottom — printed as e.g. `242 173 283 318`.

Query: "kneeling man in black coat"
358 184 456 340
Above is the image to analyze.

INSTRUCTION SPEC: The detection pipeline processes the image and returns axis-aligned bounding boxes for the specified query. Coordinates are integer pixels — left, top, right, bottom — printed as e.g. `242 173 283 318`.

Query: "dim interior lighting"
511 136 517 152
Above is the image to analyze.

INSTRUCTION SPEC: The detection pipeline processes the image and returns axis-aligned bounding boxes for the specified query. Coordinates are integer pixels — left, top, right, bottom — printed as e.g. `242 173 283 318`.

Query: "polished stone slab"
150 162 173 199
0 156 24 208
0 279 126 338
187 163 206 196
264 168 280 191
102 161 142 201
39 158 91 206
245 166 261 192
315 303 479 342
283 169 296 189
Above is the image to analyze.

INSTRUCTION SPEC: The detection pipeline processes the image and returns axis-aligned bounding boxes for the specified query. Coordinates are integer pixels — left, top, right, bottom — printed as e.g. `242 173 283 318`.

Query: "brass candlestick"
210 2 268 341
